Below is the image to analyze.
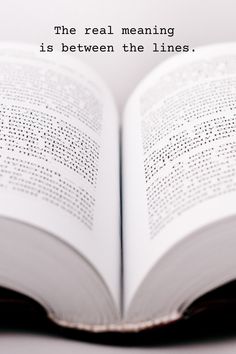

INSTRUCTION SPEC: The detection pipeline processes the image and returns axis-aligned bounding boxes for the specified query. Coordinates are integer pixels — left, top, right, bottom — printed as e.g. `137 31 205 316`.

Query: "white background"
1 0 235 109
1 0 236 352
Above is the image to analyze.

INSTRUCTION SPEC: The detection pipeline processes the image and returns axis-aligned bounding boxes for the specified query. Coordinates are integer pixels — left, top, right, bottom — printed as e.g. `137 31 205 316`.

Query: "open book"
0 42 236 332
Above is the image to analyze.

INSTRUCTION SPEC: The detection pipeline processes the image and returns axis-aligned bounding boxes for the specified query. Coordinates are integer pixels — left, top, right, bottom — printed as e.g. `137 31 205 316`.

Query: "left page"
0 43 120 308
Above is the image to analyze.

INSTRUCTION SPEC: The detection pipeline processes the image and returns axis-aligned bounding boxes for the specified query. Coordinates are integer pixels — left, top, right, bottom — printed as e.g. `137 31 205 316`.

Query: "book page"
0 43 120 307
123 43 236 311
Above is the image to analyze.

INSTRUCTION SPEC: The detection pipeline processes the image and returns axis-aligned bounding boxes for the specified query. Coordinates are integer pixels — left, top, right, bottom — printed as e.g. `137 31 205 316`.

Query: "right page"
122 43 236 315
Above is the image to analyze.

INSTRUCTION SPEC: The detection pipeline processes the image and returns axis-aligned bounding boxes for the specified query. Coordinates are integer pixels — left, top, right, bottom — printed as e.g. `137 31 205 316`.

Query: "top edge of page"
0 40 116 104
123 41 236 116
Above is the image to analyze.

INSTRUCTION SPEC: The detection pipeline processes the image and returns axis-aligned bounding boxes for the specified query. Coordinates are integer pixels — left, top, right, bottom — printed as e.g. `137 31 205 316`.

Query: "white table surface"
2 331 236 354
0 0 236 352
